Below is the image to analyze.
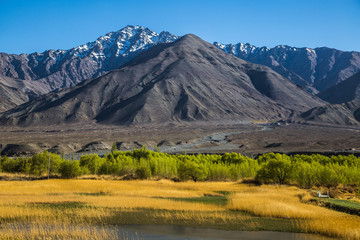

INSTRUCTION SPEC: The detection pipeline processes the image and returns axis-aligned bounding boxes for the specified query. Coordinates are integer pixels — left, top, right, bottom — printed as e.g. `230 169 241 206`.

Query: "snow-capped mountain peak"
0 25 179 94
70 25 178 59
214 42 258 57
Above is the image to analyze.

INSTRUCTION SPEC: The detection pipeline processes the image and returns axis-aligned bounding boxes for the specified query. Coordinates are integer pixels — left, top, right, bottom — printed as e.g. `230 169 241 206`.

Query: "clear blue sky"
0 0 359 54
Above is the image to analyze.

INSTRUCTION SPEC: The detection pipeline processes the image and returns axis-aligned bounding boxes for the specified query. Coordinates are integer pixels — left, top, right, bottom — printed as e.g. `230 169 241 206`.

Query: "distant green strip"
318 198 360 216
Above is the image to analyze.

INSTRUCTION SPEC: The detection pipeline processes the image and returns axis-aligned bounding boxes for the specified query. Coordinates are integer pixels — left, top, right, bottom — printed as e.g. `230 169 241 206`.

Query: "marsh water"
114 225 332 240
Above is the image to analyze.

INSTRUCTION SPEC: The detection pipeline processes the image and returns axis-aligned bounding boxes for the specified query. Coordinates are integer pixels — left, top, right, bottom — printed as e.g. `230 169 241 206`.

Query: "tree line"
0 148 359 188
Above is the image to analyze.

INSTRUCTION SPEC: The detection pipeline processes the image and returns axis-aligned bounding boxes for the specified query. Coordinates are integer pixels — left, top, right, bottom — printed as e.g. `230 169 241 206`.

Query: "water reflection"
115 225 332 240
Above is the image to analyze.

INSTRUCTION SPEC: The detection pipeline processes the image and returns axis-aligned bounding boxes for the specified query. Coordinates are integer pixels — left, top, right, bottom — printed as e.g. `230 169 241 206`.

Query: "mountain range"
0 34 324 126
1 26 360 113
0 25 359 126
0 26 178 111
215 42 360 95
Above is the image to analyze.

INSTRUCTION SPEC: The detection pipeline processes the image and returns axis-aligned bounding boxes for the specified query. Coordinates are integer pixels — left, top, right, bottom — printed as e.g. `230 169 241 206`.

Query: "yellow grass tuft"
227 186 317 219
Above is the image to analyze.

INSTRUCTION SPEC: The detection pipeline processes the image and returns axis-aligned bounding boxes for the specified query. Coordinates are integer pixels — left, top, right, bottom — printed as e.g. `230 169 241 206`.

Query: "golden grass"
227 186 317 219
0 180 245 239
0 222 123 240
84 195 225 211
0 179 358 239
227 185 360 239
0 179 238 197
0 180 236 211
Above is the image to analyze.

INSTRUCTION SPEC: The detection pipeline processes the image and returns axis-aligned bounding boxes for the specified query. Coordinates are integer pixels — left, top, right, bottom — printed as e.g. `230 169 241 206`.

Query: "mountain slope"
317 71 360 104
214 42 360 94
0 82 28 112
296 71 360 126
0 34 324 127
300 100 360 126
0 75 41 112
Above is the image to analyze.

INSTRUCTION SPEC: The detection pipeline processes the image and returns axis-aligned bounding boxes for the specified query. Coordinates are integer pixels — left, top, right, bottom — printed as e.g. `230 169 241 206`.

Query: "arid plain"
1 122 360 157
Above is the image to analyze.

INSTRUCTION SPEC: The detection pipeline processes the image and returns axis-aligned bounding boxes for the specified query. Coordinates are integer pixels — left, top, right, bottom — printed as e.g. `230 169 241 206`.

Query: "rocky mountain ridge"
0 25 178 105
0 34 324 127
1 25 359 119
298 72 360 125
214 42 360 94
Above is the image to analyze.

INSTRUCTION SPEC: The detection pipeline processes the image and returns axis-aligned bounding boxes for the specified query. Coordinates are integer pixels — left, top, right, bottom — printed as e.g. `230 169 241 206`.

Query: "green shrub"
132 146 150 160
316 165 339 188
292 161 319 188
80 154 104 174
208 163 231 181
221 152 249 164
59 160 81 179
135 166 152 179
1 157 22 173
29 152 62 176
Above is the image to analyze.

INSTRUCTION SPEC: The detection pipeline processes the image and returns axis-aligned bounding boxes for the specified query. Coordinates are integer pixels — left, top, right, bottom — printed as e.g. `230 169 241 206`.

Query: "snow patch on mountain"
23 25 179 67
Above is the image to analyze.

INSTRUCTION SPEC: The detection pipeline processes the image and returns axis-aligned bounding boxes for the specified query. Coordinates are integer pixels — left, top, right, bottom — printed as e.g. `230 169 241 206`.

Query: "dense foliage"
0 149 359 188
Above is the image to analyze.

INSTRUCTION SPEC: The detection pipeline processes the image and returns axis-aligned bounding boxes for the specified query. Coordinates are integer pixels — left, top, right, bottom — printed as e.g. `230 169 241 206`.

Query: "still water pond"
116 225 332 240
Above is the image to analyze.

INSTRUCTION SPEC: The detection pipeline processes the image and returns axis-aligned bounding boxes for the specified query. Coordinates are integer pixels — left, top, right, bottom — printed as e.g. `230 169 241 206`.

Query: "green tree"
30 152 62 176
178 160 207 182
59 160 81 179
256 154 292 184
221 152 249 164
292 161 317 188
29 153 48 176
1 157 21 173
79 154 103 174
132 146 150 160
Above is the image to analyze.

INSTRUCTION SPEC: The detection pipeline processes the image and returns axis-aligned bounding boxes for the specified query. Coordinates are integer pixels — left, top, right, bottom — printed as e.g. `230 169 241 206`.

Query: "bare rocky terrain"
1 121 360 157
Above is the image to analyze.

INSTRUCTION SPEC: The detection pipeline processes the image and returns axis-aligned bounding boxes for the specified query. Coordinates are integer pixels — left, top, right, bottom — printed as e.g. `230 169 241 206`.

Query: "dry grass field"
227 186 360 239
0 180 359 239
